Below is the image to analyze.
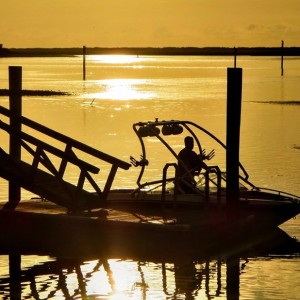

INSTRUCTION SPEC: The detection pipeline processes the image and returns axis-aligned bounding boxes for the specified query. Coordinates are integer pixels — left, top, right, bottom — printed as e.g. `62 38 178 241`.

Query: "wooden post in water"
83 45 86 80
233 47 237 68
226 256 240 300
9 66 22 204
9 254 22 298
281 40 284 76
226 68 242 208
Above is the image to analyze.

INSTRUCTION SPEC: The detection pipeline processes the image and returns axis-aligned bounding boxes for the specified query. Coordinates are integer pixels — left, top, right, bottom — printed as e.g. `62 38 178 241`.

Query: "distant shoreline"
1 46 300 57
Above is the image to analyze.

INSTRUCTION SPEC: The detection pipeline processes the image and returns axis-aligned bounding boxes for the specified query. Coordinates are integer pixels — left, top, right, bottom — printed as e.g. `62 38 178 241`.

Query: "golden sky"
1 0 299 48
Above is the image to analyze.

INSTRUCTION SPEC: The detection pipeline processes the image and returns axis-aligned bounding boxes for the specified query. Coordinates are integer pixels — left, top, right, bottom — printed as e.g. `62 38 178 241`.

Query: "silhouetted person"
177 136 214 193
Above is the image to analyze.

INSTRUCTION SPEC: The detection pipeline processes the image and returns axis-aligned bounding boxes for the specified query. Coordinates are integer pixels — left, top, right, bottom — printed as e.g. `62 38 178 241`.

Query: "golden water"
0 55 299 299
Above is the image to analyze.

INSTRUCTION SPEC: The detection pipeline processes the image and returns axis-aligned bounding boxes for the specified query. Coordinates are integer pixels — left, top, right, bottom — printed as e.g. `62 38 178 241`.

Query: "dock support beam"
226 68 242 207
8 66 22 204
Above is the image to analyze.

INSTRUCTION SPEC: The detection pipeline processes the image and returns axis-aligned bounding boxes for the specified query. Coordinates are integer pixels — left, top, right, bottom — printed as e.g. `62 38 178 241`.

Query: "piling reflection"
1 228 299 299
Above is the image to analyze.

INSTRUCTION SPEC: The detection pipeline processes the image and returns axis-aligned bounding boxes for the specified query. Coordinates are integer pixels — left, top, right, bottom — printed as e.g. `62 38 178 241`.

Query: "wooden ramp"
0 148 103 211
0 106 131 211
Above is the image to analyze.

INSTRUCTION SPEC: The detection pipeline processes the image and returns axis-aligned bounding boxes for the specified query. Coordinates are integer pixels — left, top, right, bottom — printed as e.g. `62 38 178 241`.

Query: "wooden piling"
281 41 284 76
233 47 237 68
9 66 22 203
226 68 242 206
226 256 240 299
83 46 86 80
9 254 21 281
9 254 22 299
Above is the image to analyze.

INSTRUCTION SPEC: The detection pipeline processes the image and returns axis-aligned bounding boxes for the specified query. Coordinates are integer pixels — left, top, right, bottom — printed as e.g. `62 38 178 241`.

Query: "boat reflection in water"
1 228 299 299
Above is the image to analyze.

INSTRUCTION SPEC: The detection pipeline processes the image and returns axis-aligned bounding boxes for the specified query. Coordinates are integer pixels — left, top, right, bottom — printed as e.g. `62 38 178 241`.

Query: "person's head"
184 136 194 150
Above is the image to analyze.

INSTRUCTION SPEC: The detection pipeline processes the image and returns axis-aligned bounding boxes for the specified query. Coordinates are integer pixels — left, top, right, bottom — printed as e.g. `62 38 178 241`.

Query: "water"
0 55 299 299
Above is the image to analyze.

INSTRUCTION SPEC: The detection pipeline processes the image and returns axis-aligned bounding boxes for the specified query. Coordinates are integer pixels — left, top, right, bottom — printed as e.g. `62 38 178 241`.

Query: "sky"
1 0 300 48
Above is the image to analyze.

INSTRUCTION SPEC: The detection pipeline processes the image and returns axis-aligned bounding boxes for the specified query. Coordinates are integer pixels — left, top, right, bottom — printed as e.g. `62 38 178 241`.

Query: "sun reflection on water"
86 79 154 101
89 54 142 64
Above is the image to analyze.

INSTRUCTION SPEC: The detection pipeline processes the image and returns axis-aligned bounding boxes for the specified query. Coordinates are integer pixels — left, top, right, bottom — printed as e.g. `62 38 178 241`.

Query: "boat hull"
0 197 299 259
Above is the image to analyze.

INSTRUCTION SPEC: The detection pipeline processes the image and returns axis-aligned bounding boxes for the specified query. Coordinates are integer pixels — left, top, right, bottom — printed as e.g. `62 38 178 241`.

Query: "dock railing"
0 105 131 209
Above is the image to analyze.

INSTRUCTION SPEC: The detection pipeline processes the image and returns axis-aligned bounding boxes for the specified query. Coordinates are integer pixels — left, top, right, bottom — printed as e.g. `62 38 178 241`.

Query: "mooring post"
83 45 86 80
233 47 237 68
281 40 284 76
8 254 21 287
9 254 22 297
226 256 240 299
226 68 242 208
8 66 22 204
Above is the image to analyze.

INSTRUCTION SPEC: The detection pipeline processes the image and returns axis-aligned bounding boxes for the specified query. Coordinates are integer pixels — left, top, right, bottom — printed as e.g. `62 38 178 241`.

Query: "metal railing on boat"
161 163 223 206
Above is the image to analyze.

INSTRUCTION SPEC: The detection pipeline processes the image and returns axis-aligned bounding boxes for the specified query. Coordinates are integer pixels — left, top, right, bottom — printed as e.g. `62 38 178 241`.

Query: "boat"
104 119 300 230
0 113 299 254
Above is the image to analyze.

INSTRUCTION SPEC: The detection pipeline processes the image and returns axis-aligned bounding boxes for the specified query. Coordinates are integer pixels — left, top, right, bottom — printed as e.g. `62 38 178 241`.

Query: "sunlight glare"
90 54 141 64
86 79 154 101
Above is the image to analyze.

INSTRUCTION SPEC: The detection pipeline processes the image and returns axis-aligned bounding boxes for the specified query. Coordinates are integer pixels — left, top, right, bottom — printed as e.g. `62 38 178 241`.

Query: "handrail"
204 166 222 203
0 106 131 170
0 120 103 204
161 163 177 206
253 186 300 202
0 120 99 174
0 105 131 206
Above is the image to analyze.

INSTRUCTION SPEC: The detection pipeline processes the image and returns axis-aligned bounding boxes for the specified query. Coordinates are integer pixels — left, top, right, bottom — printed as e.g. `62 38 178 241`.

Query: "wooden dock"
0 198 175 225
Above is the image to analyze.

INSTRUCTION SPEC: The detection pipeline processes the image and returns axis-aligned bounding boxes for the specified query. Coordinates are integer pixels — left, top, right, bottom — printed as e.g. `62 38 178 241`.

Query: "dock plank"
0 198 175 225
